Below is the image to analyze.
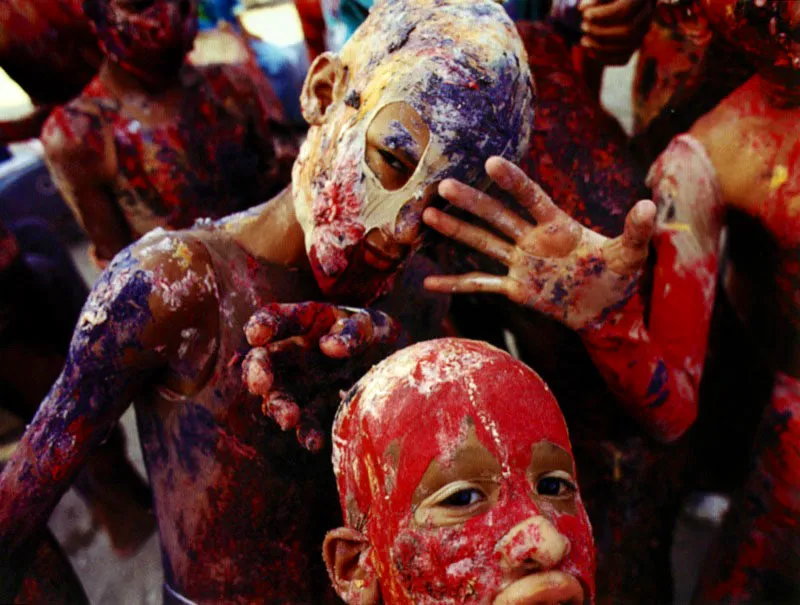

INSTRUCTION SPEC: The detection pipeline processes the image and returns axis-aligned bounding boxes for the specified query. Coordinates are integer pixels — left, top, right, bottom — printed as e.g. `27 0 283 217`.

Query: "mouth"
363 239 405 272
493 571 584 605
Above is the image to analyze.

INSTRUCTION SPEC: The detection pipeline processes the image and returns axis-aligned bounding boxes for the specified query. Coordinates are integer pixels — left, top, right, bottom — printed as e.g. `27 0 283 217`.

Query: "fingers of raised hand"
244 302 346 346
485 157 560 224
423 207 515 265
582 0 646 25
622 199 657 251
319 309 399 359
437 179 530 240
606 199 656 273
424 272 512 297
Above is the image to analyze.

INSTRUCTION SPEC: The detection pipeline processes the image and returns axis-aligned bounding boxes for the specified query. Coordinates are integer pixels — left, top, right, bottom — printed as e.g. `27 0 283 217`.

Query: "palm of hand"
424 157 655 330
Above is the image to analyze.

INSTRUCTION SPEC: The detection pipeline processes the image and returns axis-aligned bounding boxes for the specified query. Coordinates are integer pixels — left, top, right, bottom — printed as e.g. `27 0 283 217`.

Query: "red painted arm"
580 135 723 442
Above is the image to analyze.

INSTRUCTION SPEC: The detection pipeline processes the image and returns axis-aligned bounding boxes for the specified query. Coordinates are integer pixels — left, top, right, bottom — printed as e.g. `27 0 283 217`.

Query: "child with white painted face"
0 1 535 602
325 339 595 604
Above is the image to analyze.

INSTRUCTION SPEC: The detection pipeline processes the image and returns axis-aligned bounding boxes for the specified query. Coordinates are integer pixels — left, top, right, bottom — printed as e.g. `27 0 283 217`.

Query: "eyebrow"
529 441 575 476
382 120 422 163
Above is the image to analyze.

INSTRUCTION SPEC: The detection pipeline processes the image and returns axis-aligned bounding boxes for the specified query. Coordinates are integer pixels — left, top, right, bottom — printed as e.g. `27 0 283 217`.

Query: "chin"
310 246 399 306
492 571 586 605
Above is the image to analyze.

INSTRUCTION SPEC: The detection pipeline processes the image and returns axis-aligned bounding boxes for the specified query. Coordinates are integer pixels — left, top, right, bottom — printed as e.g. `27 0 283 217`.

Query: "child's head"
325 338 595 604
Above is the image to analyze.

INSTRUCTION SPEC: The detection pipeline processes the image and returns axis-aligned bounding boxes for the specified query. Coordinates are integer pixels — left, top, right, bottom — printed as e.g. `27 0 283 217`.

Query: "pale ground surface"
2 45 720 604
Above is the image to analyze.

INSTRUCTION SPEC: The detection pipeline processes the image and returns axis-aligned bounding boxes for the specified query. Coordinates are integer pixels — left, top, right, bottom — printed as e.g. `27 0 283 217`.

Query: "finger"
245 302 347 346
583 0 641 25
579 39 636 66
606 199 656 274
320 310 399 359
621 199 657 251
582 17 647 43
580 36 637 55
242 348 274 397
423 207 515 265
424 273 512 296
297 414 325 453
262 391 301 431
485 157 561 224
438 179 530 240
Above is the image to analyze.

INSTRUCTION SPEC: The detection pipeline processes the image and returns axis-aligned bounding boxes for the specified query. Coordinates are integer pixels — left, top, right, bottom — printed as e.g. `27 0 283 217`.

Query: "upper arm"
42 105 130 261
0 235 219 554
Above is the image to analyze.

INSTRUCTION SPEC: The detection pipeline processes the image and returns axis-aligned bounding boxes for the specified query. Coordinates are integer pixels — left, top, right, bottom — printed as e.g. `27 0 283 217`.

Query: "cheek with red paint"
382 481 594 604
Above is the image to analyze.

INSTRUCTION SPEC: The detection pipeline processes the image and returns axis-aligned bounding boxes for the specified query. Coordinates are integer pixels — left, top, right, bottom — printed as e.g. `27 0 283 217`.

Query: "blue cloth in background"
198 0 242 30
196 0 307 122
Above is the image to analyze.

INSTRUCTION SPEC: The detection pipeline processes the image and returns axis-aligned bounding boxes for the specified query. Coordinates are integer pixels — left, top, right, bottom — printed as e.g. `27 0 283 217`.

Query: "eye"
378 149 409 173
440 487 486 508
536 472 577 498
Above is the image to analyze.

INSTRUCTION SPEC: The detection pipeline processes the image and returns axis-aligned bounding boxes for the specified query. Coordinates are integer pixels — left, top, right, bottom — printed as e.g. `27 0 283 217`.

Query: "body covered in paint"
41 0 297 266
326 339 595 604
0 1 535 601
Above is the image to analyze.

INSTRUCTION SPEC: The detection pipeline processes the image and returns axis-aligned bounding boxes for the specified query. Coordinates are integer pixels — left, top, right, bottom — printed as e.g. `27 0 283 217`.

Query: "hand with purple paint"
242 302 401 452
423 156 657 330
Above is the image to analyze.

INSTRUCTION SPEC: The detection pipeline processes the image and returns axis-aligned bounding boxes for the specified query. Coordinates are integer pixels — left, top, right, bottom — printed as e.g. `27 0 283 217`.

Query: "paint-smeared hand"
423 157 656 330
579 0 653 66
242 302 401 452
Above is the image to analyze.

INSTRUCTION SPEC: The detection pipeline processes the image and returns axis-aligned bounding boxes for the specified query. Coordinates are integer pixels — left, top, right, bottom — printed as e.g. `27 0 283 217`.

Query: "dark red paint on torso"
47 64 292 240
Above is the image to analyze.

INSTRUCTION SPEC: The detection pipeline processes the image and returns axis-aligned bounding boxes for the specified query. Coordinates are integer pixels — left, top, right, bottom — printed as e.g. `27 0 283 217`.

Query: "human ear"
301 52 346 125
323 527 380 604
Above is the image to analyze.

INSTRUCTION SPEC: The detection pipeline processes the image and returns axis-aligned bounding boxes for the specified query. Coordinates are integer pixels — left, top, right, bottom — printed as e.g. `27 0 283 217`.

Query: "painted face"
292 0 535 304
84 0 198 85
697 0 800 76
332 339 595 604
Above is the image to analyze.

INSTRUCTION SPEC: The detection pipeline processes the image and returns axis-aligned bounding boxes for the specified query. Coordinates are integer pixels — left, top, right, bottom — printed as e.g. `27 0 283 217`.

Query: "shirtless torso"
43 62 295 264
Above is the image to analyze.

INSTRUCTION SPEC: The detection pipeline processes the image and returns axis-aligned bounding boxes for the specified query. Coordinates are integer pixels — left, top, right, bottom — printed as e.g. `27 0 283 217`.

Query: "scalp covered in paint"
332 338 571 527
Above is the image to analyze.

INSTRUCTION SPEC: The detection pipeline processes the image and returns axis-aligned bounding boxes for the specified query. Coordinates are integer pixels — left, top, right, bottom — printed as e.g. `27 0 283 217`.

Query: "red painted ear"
323 527 380 604
300 52 347 125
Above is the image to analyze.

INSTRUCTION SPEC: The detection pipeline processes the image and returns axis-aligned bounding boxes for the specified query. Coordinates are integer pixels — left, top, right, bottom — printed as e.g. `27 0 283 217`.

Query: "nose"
495 516 570 573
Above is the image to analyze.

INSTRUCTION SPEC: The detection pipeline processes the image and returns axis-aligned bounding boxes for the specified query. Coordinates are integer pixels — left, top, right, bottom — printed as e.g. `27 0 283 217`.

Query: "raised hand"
423 156 656 330
242 302 400 452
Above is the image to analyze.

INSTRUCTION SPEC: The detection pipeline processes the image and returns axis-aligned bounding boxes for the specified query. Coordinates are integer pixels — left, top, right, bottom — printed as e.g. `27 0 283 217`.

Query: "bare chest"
105 88 265 234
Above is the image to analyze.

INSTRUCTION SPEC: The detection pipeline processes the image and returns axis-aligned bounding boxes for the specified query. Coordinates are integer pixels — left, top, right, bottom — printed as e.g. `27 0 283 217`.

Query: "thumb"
606 199 656 274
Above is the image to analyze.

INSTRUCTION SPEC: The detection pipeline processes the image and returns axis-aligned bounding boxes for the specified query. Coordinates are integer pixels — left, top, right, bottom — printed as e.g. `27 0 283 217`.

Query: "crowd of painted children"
0 0 797 603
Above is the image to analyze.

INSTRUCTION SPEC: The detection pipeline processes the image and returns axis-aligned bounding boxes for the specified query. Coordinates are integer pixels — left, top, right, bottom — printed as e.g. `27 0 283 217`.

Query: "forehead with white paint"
332 339 570 526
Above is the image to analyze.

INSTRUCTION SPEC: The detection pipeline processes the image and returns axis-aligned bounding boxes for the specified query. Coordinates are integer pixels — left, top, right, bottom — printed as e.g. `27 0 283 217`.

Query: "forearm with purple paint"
580 135 723 442
0 250 162 559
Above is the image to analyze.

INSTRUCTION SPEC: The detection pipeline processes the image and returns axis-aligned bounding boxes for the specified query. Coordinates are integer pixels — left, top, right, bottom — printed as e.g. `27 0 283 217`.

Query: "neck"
227 187 310 269
99 59 183 99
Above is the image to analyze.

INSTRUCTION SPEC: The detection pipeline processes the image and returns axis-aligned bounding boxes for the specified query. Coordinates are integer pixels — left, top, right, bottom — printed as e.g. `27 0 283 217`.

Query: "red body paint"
333 339 595 603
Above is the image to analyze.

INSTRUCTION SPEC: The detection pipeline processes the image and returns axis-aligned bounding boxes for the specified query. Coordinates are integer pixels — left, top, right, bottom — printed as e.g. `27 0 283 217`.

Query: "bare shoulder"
76 230 221 355
41 95 111 178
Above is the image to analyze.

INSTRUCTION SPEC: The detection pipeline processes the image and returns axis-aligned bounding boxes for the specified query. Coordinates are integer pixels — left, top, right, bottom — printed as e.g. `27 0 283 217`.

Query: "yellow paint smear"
770 165 789 191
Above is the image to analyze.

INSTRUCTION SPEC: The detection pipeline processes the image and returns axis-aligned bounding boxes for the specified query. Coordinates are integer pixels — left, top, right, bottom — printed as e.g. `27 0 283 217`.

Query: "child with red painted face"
325 339 595 604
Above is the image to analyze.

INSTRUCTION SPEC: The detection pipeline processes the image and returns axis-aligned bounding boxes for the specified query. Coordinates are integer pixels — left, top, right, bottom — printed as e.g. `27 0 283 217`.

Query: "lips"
363 239 405 271
493 571 584 605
